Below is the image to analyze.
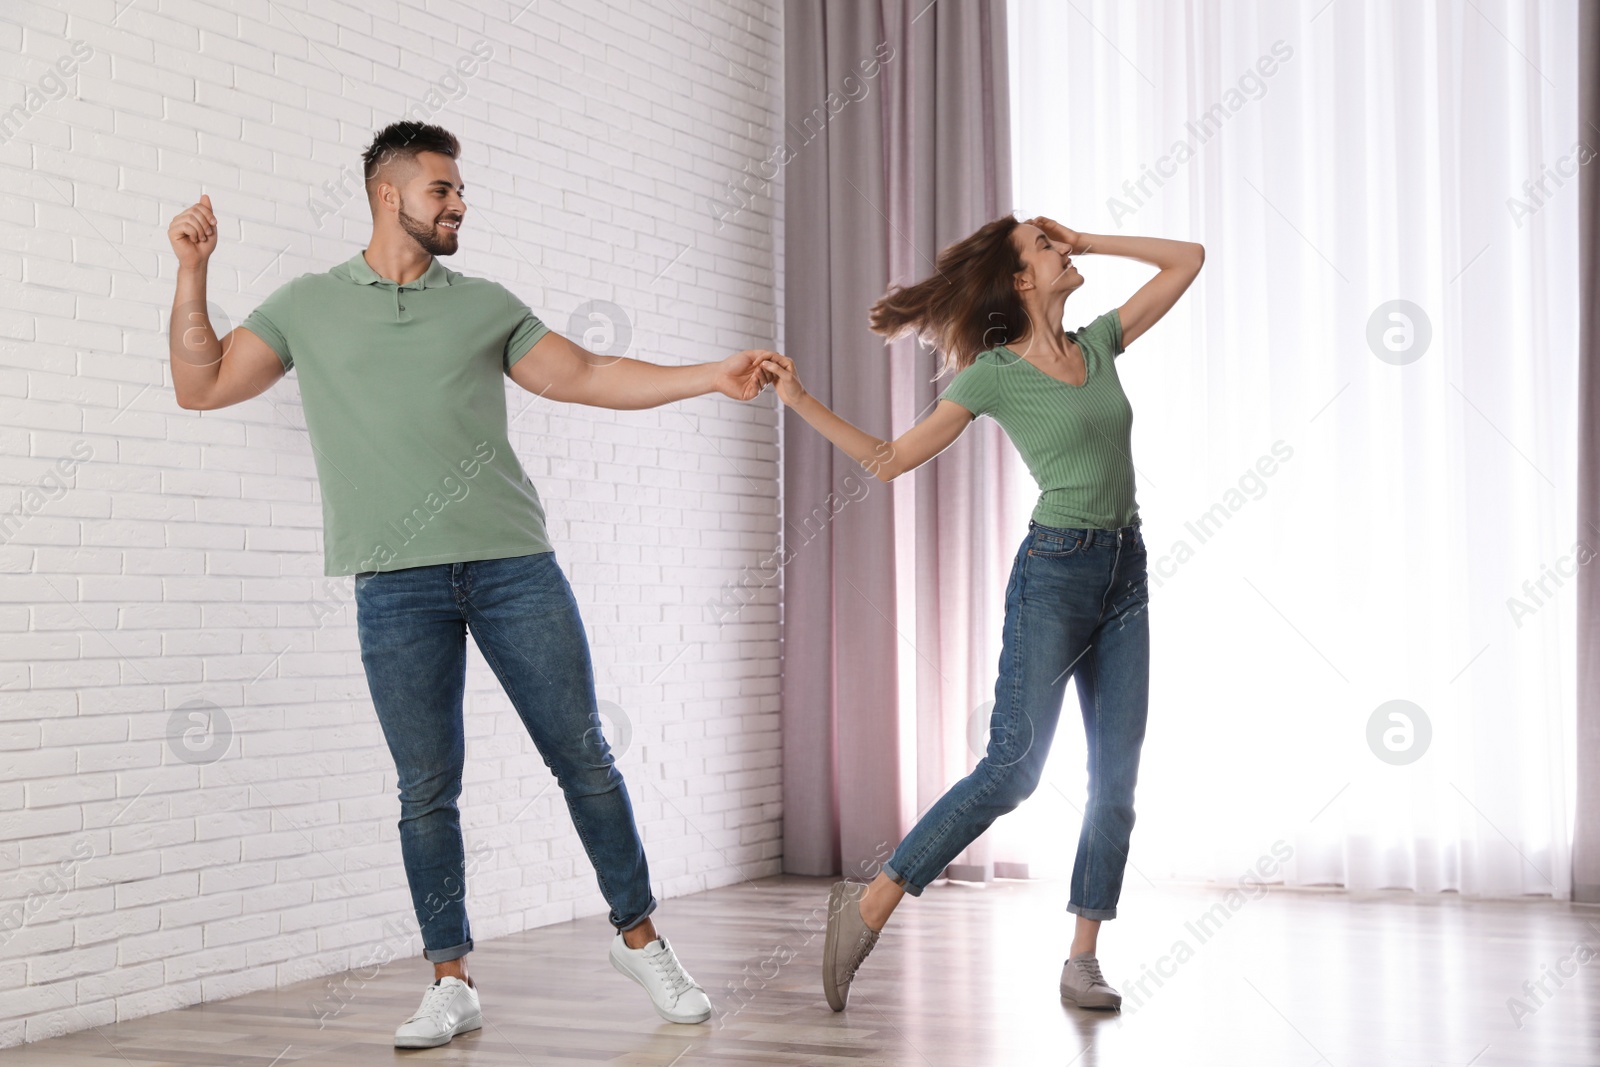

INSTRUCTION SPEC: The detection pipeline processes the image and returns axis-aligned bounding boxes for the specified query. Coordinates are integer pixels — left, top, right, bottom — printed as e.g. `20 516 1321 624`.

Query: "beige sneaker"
822 881 880 1011
1060 953 1122 1010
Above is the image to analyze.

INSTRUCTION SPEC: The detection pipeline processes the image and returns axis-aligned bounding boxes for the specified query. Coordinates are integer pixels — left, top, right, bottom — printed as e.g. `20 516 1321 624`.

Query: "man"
165 121 769 1048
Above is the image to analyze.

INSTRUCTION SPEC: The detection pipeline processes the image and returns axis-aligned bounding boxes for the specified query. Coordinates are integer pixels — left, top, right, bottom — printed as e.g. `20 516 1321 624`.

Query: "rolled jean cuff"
424 938 473 963
616 897 659 933
1067 902 1117 921
880 862 925 898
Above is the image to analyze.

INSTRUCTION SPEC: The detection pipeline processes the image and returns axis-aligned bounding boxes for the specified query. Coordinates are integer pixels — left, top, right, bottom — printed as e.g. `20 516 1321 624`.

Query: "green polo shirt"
240 252 553 576
940 308 1139 530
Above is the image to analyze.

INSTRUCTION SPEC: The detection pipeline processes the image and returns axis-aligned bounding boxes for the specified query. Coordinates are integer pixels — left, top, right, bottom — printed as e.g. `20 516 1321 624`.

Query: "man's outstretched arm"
506 330 773 410
167 193 286 410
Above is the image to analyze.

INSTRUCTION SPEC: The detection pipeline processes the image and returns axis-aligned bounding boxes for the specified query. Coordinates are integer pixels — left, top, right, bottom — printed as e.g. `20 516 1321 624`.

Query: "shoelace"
408 980 465 1024
842 928 880 983
648 946 698 999
1073 957 1109 989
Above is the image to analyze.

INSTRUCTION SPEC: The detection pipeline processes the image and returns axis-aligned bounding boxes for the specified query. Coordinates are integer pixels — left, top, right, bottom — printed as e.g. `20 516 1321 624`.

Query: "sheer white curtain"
994 0 1580 897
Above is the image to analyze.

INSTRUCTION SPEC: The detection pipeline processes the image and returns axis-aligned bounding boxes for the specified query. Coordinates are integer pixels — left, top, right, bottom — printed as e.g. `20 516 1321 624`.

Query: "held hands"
758 353 806 407
714 348 804 406
168 193 218 269
1026 216 1085 254
716 349 780 402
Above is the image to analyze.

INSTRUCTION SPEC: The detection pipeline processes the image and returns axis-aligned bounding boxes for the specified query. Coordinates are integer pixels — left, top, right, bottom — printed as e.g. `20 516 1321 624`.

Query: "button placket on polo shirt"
396 274 431 321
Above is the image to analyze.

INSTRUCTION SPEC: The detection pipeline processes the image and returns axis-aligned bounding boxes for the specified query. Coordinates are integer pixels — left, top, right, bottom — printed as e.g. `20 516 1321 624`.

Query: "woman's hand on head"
760 353 808 407
1026 216 1084 253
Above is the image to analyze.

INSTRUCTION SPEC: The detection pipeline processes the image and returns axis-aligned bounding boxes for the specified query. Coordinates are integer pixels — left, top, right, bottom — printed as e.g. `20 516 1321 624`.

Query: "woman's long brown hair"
867 214 1026 377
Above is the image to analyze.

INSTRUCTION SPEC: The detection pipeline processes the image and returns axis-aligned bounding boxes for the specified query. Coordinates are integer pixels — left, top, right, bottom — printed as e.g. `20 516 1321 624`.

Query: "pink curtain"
781 0 1019 880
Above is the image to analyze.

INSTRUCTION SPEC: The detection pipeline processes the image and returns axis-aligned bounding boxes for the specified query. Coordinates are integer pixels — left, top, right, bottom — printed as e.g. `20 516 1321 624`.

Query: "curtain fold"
781 0 1016 879
1575 0 1600 905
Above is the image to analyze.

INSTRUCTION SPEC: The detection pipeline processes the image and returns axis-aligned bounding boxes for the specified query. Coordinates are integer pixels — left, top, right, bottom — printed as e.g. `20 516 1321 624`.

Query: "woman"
760 215 1203 1012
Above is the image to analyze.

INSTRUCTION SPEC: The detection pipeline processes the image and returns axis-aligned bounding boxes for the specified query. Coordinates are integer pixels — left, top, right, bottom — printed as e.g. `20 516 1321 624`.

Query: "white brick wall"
0 0 784 1046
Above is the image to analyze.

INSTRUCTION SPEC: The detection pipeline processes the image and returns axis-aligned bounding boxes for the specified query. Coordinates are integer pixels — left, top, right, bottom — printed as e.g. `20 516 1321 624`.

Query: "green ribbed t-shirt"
940 308 1138 530
240 252 553 576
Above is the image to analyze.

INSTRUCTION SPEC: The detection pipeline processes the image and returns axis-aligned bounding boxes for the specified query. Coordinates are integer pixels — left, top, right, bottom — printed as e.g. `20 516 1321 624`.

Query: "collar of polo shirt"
340 251 453 290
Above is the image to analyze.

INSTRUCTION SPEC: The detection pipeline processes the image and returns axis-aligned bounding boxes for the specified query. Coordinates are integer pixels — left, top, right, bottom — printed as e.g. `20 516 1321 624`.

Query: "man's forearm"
170 265 224 406
580 356 718 410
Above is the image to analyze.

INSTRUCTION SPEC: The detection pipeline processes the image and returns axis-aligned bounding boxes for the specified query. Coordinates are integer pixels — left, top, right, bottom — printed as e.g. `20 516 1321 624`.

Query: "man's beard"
397 200 458 256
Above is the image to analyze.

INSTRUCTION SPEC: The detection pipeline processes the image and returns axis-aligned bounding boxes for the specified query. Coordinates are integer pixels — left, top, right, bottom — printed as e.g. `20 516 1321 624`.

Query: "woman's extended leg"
823 525 1116 1010
876 532 1098 899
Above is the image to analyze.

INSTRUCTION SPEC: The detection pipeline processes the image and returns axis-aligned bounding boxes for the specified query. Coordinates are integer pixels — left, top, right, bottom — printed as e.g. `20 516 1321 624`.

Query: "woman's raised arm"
1031 218 1204 349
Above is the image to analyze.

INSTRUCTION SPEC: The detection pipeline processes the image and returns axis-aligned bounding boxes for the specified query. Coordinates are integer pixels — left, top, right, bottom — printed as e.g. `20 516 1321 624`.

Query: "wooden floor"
8 875 1600 1066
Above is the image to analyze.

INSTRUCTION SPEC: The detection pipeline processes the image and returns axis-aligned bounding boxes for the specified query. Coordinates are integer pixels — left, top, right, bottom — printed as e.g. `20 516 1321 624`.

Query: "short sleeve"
1078 307 1125 359
240 280 297 370
502 290 551 372
939 357 1000 417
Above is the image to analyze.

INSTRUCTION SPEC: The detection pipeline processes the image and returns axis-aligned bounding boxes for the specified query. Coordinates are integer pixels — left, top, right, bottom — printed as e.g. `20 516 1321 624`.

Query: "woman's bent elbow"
867 455 904 482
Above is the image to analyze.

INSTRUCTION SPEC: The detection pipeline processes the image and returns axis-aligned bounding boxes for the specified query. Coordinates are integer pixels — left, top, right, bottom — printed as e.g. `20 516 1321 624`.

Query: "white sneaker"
393 975 483 1048
608 933 712 1023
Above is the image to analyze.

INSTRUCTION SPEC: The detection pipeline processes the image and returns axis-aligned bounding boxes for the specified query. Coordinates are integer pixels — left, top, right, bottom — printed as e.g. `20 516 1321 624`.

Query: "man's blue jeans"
354 551 656 962
882 522 1151 920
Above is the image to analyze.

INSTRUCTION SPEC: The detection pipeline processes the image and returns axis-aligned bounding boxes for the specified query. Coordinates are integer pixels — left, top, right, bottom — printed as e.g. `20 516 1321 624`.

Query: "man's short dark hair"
361 122 460 200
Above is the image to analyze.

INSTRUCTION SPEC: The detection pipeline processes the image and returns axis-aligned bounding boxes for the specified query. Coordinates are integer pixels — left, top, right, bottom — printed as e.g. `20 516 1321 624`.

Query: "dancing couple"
165 118 1200 1046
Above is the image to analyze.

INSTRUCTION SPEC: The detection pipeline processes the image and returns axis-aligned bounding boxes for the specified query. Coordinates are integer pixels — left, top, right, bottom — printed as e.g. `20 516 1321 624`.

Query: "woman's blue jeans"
882 522 1151 920
354 551 656 962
